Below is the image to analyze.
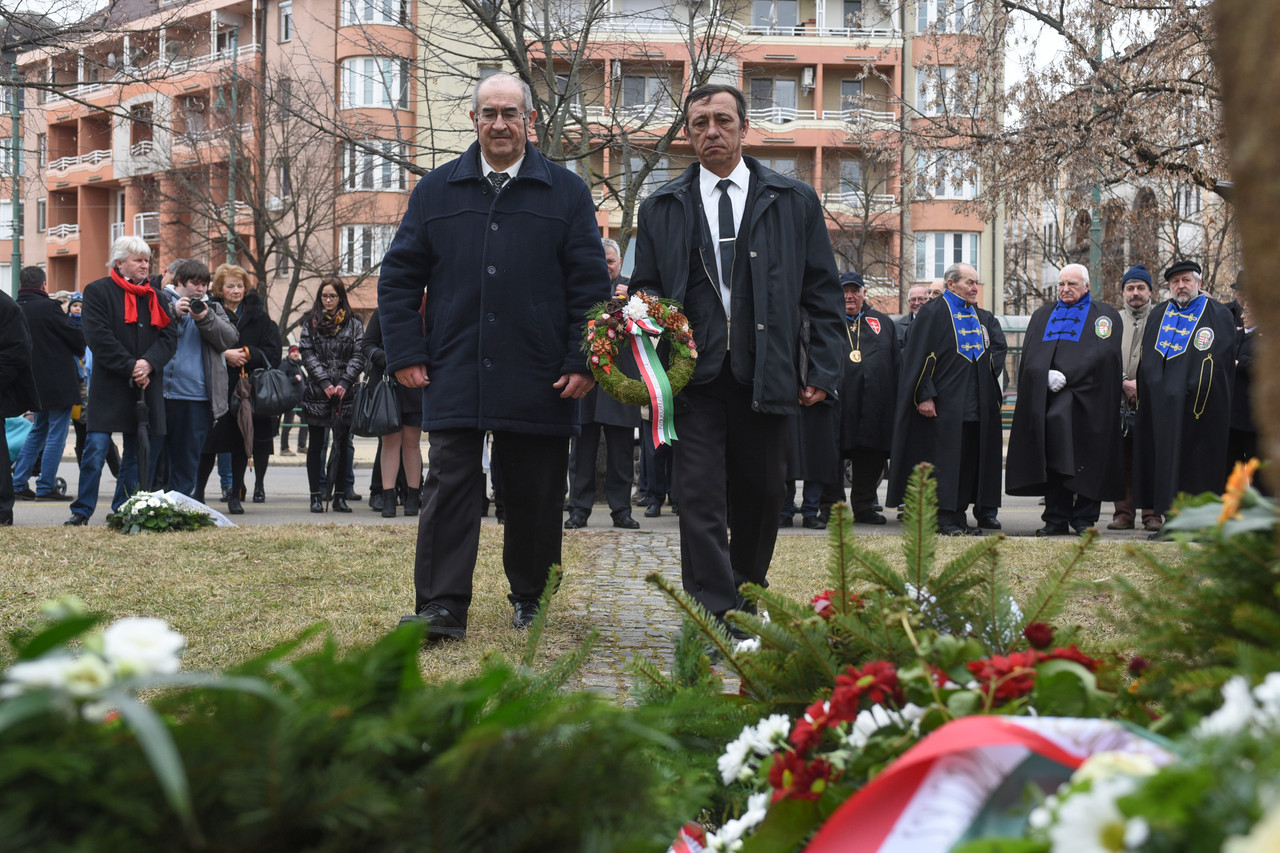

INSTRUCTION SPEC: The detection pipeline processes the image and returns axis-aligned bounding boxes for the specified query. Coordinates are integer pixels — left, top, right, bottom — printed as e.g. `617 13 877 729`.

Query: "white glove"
1047 369 1066 393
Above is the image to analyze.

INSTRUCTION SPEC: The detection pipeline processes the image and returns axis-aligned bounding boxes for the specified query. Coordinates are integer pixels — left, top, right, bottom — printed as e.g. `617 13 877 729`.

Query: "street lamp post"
7 59 20 295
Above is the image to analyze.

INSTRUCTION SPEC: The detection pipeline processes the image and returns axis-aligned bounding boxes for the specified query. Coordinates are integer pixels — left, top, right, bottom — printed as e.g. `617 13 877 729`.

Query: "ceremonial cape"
1133 296 1236 514
838 306 900 454
886 294 1003 511
1006 299 1125 500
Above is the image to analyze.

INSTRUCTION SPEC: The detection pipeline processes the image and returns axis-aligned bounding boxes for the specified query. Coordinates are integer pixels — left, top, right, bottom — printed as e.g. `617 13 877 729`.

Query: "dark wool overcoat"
837 306 901 455
627 157 845 414
15 287 84 410
0 290 39 417
1006 299 1125 501
377 141 610 437
1134 296 1236 515
81 274 178 435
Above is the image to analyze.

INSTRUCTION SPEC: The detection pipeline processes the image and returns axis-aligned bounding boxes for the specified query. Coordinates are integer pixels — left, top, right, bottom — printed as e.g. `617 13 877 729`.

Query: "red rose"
967 652 1038 702
837 660 904 706
769 751 834 803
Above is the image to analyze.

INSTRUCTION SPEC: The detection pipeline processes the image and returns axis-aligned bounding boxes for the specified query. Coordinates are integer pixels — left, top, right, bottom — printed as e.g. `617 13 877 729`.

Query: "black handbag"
251 367 304 418
351 375 402 437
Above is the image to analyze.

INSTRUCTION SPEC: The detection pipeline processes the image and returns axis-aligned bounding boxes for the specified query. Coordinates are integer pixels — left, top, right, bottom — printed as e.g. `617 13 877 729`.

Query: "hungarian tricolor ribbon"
626 315 678 448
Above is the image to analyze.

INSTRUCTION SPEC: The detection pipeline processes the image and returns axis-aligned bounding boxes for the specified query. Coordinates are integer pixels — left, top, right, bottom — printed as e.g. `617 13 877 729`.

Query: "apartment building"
16 0 417 323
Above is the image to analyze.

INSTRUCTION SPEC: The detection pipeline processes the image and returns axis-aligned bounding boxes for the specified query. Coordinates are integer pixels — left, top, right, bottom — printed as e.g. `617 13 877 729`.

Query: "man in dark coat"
836 271 899 524
1228 295 1263 489
628 83 845 625
379 73 610 641
1134 259 1237 527
11 266 84 501
0 288 40 526
887 263 1003 535
1006 263 1125 535
565 238 642 530
66 236 179 526
895 283 929 348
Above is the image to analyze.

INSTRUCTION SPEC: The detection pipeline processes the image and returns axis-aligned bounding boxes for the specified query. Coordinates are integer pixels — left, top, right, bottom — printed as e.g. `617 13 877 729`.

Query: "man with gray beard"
1108 265 1161 531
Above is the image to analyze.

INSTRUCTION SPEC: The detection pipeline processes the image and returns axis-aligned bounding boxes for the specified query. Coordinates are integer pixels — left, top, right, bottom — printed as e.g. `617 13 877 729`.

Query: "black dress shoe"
644 503 662 518
976 515 1002 530
564 513 588 529
35 491 73 501
1072 524 1092 535
64 514 89 527
15 488 35 500
613 512 640 529
873 503 884 512
802 516 826 530
512 599 540 629
854 511 887 525
399 604 466 643
252 485 265 503
370 493 384 512
778 515 793 528
310 493 325 513
938 524 970 536
221 486 231 502
227 497 244 515
332 496 352 513
344 489 362 502
1035 524 1071 537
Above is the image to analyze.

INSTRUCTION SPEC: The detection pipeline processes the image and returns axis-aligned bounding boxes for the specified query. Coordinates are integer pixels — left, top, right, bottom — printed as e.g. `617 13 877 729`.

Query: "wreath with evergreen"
582 292 697 407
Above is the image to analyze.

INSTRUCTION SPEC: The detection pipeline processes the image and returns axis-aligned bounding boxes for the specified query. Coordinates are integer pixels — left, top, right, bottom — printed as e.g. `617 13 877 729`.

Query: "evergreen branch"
528 629 598 693
901 463 939 591
1017 528 1098 632
520 565 564 669
646 573 765 697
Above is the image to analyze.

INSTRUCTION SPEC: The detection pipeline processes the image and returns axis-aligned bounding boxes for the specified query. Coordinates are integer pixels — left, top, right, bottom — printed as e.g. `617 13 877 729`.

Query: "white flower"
734 638 760 654
1223 800 1280 853
718 735 754 785
1196 675 1258 738
1071 751 1159 785
81 699 117 722
1047 776 1142 853
705 792 770 852
1028 806 1052 830
623 295 650 322
62 655 113 697
750 714 792 753
1 655 73 698
146 497 161 508
1123 817 1149 848
843 703 923 750
102 617 185 678
1252 673 1280 729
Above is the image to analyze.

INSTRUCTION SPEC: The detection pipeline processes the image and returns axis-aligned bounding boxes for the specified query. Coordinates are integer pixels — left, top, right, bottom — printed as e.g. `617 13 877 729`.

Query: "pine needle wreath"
581 292 698 407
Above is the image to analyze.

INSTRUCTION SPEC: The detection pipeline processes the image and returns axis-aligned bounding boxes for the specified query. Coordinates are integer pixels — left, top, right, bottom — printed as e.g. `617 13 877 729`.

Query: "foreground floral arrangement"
106 490 218 534
645 461 1280 852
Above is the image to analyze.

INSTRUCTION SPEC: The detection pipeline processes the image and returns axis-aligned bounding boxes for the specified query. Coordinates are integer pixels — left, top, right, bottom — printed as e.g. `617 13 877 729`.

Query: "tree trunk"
1212 1 1280 493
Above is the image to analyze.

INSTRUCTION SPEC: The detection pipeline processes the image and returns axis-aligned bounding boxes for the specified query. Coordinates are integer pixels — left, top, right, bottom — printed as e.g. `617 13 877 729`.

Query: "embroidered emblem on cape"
1154 294 1208 359
866 318 881 335
982 325 990 348
1194 327 1214 351
1095 316 1112 339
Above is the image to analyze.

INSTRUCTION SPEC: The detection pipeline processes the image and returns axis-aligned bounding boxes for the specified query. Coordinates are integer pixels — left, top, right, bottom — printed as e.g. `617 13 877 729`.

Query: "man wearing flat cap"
1133 259 1236 530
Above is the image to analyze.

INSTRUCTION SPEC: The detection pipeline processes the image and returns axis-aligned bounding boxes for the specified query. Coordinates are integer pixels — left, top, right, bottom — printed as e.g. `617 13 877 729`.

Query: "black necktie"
488 171 509 192
716 178 735 290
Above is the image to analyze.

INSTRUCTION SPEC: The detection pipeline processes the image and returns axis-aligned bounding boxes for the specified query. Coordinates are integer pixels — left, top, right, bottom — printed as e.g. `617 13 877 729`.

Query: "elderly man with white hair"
64 235 179 526
1133 259 1236 535
1005 263 1125 535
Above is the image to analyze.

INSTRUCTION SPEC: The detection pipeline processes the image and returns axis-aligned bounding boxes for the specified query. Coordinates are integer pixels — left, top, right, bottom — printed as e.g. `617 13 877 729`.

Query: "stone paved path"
563 530 684 700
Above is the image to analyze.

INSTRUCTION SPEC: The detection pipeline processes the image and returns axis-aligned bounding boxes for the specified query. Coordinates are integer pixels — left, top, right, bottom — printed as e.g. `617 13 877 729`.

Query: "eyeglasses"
476 108 526 125
321 293 339 300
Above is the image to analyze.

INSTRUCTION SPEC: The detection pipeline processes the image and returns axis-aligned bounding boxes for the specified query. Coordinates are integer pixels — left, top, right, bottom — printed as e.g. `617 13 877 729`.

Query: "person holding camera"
154 259 239 499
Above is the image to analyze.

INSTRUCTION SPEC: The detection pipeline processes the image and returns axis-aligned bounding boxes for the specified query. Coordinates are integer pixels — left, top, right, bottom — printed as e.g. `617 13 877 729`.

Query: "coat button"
483 358 493 368
490 223 499 231
752 401 759 410
756 323 764 330
750 251 757 258
486 312 496 322
487 265 497 275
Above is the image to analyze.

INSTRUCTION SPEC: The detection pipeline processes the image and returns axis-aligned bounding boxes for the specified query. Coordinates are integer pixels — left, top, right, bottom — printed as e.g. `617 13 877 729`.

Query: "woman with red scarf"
65 236 178 526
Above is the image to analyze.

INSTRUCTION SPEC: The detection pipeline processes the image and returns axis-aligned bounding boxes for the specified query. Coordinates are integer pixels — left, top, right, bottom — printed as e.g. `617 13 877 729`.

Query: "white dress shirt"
698 159 750 319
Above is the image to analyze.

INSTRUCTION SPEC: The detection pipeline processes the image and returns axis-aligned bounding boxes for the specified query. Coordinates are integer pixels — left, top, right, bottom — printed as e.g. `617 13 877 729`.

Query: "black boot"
404 487 421 517
332 495 352 513
382 493 398 518
310 492 325 513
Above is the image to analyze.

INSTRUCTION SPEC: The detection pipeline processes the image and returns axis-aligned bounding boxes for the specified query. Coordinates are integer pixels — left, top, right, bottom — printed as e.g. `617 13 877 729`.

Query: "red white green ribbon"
626 315 678 448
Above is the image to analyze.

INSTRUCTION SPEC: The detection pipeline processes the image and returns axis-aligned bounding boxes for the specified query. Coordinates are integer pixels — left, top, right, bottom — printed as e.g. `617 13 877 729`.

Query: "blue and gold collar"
1154 294 1208 359
943 289 985 362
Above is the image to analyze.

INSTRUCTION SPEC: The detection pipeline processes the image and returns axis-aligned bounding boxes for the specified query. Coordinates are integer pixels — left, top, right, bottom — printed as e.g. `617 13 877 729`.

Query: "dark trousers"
567 421 634 519
154 399 212 497
0 425 12 525
1043 471 1101 530
306 422 353 497
938 422 981 528
674 365 789 616
641 422 673 505
1112 433 1161 526
414 429 568 625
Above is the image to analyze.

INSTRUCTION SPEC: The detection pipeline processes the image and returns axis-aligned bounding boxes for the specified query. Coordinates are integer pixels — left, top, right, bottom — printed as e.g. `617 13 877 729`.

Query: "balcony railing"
224 200 251 219
130 140 155 157
827 106 898 124
584 13 900 39
43 44 263 103
110 221 126 242
174 123 255 146
48 149 111 172
748 106 818 124
821 189 898 209
134 212 160 239
48 223 80 241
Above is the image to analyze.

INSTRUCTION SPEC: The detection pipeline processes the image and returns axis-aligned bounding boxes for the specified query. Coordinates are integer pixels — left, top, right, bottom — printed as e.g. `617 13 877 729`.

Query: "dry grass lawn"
0 524 1162 683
